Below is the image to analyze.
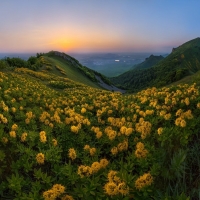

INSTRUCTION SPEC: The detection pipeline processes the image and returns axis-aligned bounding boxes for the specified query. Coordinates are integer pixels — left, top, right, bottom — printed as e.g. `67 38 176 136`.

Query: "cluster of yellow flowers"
40 131 47 143
135 118 152 139
135 172 153 190
77 158 109 178
68 148 76 160
175 109 193 127
83 144 97 156
120 126 133 136
135 142 148 158
91 126 103 139
111 139 128 155
52 138 58 146
36 153 45 164
105 126 117 141
9 124 18 138
43 184 65 200
104 170 129 196
21 132 28 142
0 113 7 124
81 107 86 114
0 100 9 112
25 111 35 124
157 127 163 135
1 137 8 144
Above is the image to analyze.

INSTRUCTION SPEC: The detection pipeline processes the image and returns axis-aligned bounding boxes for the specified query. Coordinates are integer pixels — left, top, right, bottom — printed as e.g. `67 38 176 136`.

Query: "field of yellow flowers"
0 69 200 200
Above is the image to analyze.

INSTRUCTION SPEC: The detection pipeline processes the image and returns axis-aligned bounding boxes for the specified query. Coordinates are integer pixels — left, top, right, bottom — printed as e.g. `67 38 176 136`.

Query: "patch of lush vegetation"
2 56 43 71
111 38 200 92
0 67 200 199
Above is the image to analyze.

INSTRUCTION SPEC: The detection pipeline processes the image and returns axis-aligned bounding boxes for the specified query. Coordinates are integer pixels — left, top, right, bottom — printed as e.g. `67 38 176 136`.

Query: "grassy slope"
41 55 102 89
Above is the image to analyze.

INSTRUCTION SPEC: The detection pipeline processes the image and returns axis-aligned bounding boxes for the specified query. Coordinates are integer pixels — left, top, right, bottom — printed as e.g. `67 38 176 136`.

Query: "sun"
51 38 77 51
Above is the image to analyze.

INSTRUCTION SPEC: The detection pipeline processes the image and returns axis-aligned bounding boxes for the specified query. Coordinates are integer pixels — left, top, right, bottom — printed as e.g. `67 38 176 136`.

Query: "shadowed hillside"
111 38 200 92
131 54 164 70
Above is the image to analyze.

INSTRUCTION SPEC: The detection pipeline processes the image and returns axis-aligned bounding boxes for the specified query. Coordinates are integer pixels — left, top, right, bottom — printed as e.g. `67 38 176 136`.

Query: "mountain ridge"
110 37 200 92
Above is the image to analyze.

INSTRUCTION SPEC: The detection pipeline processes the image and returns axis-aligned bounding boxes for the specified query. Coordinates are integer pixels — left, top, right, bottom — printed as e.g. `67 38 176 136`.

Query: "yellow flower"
117 182 129 195
19 106 23 110
184 97 190 105
52 184 65 195
117 140 128 152
107 130 117 141
25 118 30 124
111 147 118 155
164 113 171 120
11 124 18 131
68 148 76 160
9 131 16 138
184 110 193 119
175 117 181 126
2 137 8 144
104 182 119 196
43 184 65 200
96 131 102 139
71 125 79 134
81 107 86 114
107 170 118 182
180 119 186 127
91 161 101 173
40 134 47 143
21 132 28 142
100 158 109 168
11 107 16 113
83 144 90 151
52 139 58 146
43 189 57 200
135 172 153 190
77 165 92 178
36 153 45 164
157 127 163 135
89 147 96 156
135 142 148 158
120 126 127 134
61 195 74 200
125 127 133 136
49 123 54 128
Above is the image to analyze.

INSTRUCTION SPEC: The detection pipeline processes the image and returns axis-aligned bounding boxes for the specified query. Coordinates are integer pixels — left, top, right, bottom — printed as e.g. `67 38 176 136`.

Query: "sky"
0 0 200 54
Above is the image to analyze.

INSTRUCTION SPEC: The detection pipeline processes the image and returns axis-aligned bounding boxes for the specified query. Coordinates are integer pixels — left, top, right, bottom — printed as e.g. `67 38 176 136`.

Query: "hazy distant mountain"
131 54 164 70
110 37 200 92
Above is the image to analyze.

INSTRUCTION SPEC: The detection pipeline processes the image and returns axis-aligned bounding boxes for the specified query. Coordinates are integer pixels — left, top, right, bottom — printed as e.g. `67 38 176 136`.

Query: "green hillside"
41 51 112 89
131 54 164 70
111 37 200 92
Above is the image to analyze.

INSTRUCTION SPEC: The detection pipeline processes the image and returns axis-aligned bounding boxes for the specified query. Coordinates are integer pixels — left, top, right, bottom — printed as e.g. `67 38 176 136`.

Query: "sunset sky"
0 0 200 54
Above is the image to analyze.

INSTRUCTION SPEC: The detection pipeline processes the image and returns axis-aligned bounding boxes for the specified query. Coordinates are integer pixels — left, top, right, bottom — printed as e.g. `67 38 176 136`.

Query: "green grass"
41 56 102 89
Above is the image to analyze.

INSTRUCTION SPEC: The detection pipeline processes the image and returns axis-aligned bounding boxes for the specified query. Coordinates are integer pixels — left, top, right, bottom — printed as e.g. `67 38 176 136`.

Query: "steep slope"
111 37 200 92
38 51 122 91
131 54 164 70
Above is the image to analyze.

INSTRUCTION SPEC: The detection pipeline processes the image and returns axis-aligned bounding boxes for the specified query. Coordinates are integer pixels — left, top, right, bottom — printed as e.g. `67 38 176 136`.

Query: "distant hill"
131 54 164 70
110 37 200 92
